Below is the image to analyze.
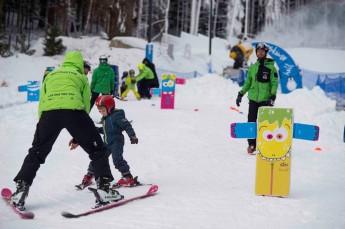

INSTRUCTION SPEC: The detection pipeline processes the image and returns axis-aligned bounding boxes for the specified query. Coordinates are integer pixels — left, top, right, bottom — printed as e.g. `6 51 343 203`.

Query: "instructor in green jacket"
11 51 120 211
236 42 279 154
136 63 155 99
90 55 115 110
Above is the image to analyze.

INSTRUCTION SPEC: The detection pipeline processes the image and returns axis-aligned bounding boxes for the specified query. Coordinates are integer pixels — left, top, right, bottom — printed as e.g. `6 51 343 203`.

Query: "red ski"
1 188 34 219
61 184 158 218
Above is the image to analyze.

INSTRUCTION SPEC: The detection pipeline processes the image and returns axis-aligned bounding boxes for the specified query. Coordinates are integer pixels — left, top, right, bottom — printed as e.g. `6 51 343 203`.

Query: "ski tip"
75 184 87 191
1 188 12 197
147 185 159 195
21 212 35 219
61 211 78 218
75 185 81 190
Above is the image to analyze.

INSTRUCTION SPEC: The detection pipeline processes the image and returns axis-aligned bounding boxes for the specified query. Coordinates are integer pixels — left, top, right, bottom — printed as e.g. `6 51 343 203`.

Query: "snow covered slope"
0 36 344 229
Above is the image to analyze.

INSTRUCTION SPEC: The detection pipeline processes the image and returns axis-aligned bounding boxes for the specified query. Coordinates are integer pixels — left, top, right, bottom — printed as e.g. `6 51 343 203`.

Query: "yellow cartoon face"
257 119 292 160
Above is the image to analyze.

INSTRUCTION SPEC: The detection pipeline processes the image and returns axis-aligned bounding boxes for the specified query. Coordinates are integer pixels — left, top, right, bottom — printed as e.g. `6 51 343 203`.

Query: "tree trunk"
195 0 201 34
0 0 5 31
164 0 170 42
107 0 136 39
136 0 143 37
64 0 71 36
190 0 196 34
213 0 218 37
84 0 93 34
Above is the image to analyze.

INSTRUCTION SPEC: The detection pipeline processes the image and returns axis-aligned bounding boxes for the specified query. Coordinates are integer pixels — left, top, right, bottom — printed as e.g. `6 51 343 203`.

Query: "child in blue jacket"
71 95 139 189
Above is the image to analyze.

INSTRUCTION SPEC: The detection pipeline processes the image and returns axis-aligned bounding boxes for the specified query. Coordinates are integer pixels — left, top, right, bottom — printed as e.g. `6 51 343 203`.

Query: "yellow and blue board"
230 107 319 197
255 107 293 197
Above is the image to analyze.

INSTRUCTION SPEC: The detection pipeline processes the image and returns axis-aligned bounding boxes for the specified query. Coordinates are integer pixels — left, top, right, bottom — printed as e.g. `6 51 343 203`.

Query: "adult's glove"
130 136 138 144
268 95 276 106
236 92 243 107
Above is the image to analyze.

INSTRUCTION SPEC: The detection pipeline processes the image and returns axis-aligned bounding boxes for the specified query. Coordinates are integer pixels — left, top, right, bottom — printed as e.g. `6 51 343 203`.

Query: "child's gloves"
130 136 138 144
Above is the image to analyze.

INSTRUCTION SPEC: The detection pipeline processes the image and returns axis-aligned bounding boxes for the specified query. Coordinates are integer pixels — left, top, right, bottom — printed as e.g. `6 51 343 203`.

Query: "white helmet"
99 55 108 64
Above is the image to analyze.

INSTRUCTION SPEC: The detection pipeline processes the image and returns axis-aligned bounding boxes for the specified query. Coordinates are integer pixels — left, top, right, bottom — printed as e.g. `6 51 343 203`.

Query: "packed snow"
0 35 344 229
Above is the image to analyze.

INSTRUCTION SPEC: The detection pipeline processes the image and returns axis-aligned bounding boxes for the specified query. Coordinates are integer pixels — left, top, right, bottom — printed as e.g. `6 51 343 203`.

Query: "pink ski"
62 184 158 218
1 188 34 219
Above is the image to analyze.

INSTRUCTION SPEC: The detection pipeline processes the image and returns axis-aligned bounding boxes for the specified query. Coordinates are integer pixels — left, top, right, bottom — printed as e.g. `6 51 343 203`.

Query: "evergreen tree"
43 26 66 56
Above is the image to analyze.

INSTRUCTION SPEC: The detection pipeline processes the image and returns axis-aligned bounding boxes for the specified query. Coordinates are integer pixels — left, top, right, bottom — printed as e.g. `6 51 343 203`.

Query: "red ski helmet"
95 95 115 113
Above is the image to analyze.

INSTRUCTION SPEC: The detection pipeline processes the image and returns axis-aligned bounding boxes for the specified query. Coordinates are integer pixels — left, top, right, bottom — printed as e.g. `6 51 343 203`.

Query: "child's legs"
111 144 130 176
130 88 141 100
65 111 113 181
121 88 130 98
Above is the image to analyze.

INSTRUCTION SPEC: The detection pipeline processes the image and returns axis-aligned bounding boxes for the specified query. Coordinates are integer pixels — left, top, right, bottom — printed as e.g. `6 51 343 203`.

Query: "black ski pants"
14 110 113 185
87 142 130 178
247 100 271 147
90 91 100 110
137 79 156 99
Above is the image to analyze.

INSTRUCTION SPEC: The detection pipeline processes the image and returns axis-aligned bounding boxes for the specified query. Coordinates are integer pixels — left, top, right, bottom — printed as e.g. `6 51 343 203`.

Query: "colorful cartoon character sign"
231 107 319 197
257 109 293 161
255 108 293 197
161 74 176 109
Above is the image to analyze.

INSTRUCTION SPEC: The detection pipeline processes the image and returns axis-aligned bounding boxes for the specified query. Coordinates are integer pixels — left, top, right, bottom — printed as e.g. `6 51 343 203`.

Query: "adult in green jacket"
235 43 279 154
38 51 91 117
11 51 120 211
135 63 155 99
90 56 115 109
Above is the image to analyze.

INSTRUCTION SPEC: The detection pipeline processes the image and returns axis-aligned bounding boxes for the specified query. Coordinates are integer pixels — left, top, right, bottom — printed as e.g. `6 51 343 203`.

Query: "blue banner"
316 72 345 109
252 42 302 93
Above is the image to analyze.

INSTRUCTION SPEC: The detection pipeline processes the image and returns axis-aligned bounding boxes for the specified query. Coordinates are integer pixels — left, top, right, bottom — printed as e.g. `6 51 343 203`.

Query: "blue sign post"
110 65 119 96
252 42 302 94
145 43 154 63
18 81 40 102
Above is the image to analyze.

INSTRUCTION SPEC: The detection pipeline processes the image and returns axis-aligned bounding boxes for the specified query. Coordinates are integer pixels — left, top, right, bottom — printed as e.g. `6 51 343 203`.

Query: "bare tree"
227 0 244 41
84 0 93 34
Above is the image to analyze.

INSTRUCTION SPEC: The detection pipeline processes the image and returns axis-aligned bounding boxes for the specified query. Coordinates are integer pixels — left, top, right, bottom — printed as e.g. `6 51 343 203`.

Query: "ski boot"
11 180 30 211
90 177 124 208
113 174 140 188
247 145 256 155
75 173 94 190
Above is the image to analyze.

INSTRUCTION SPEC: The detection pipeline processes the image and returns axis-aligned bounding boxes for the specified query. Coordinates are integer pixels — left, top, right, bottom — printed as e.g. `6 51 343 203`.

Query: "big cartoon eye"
263 130 274 141
274 127 288 142
167 80 174 87
163 82 168 87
